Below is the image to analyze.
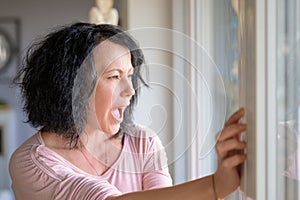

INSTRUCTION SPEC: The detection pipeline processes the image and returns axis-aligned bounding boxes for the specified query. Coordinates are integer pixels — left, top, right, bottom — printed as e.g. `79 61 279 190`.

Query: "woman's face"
89 41 135 135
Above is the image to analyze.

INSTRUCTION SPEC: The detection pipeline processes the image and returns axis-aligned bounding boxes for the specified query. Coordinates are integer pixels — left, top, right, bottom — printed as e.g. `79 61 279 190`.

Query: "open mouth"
111 107 124 123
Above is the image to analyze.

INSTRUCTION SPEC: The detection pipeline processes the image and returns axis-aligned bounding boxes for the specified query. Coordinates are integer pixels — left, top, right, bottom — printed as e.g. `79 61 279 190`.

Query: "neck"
79 128 124 161
40 130 72 150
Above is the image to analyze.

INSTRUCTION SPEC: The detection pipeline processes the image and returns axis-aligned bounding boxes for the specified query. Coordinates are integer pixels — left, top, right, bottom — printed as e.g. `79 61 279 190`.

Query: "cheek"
94 85 115 113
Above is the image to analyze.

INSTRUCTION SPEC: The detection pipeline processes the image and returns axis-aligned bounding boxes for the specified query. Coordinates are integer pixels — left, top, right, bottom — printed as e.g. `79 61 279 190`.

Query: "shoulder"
9 133 60 197
10 133 121 199
9 133 41 171
9 132 76 185
9 132 62 181
122 124 170 174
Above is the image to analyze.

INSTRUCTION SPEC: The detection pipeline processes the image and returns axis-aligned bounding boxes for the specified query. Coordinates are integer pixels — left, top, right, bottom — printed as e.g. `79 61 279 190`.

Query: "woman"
9 23 247 199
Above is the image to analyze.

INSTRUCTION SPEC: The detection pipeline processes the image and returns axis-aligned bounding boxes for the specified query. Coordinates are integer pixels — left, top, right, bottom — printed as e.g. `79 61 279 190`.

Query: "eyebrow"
103 67 134 74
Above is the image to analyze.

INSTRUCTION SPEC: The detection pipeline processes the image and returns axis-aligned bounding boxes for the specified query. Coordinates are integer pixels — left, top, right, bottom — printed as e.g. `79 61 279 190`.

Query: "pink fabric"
9 124 172 200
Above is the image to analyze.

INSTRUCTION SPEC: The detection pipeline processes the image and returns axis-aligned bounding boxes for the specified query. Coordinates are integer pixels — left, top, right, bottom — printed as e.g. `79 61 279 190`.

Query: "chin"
105 124 120 135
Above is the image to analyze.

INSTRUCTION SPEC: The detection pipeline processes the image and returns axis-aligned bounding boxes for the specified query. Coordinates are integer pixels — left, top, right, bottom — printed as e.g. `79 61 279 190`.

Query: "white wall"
127 0 172 29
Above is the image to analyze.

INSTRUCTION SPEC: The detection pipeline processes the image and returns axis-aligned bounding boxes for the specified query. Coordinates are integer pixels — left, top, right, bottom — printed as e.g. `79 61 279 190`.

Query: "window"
272 0 300 199
173 0 300 199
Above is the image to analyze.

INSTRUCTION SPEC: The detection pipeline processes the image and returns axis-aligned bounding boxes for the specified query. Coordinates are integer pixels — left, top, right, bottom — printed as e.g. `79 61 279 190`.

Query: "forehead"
93 40 131 72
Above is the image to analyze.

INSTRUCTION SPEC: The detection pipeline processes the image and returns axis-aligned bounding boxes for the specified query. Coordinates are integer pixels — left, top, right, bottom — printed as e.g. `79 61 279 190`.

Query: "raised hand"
214 108 247 198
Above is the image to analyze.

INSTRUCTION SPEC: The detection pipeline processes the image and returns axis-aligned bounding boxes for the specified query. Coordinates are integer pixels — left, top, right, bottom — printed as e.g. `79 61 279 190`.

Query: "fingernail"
240 108 245 114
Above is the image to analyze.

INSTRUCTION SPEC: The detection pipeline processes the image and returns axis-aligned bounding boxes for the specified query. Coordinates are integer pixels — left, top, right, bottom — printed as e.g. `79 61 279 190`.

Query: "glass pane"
212 0 239 118
195 2 239 198
277 0 300 199
211 1 239 199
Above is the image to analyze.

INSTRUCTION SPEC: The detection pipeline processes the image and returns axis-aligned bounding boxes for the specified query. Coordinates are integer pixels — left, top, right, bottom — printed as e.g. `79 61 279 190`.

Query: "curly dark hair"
15 22 148 147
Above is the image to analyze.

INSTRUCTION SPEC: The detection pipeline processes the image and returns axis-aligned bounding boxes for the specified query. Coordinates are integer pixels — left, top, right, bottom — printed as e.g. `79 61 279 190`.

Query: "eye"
108 75 121 80
128 73 133 80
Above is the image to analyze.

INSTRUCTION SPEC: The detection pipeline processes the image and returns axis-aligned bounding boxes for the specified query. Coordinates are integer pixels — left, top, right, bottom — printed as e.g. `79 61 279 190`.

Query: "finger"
221 154 247 169
216 139 247 160
218 124 247 142
225 108 245 127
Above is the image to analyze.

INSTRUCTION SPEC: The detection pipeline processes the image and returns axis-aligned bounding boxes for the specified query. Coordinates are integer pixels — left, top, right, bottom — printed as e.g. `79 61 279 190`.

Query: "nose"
120 76 135 98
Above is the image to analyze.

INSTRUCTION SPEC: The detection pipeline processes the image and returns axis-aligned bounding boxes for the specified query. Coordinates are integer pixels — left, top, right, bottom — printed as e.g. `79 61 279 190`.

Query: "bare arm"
108 108 247 200
109 175 214 200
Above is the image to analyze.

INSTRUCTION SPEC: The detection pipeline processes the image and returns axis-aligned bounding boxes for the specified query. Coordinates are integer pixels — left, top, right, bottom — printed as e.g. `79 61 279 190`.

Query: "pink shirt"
9 124 172 200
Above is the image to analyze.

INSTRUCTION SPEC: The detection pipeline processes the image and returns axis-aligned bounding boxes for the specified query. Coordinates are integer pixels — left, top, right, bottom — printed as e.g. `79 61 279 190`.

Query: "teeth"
112 108 121 119
112 108 123 123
